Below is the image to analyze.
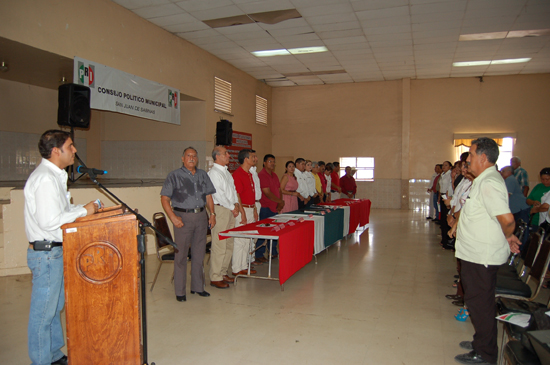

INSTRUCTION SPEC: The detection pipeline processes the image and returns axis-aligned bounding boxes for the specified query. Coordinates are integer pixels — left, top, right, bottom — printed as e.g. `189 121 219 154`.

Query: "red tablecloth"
321 199 371 234
219 218 315 285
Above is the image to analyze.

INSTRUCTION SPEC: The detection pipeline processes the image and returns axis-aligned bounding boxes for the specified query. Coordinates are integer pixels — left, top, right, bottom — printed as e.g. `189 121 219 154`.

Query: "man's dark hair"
333 162 340 167
436 164 443 168
540 167 550 177
295 158 305 165
38 129 71 159
471 137 499 164
238 149 255 164
263 154 275 163
318 161 325 167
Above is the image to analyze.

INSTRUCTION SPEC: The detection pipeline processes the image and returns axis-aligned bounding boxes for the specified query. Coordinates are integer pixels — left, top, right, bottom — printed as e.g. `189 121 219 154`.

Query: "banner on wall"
226 131 252 173
73 57 180 125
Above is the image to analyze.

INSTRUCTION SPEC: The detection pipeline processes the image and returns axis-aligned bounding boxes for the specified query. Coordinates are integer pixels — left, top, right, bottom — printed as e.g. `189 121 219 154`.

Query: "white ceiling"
112 0 550 87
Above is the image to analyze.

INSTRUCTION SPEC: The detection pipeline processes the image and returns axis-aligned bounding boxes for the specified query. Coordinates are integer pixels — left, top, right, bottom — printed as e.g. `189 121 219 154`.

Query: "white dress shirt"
439 170 453 197
450 178 472 213
294 169 310 198
207 163 238 210
325 174 332 194
250 166 262 201
304 171 316 197
24 158 87 242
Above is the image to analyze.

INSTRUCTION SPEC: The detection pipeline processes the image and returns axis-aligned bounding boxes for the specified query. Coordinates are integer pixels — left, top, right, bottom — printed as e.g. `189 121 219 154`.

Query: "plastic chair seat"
496 277 532 297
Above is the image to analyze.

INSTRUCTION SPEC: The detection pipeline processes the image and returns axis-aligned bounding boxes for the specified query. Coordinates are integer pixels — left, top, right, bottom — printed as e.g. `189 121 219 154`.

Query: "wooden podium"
62 206 143 365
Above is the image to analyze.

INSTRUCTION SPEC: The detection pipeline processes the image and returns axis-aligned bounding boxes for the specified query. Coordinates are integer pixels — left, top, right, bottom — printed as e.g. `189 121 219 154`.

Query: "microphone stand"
83 168 176 365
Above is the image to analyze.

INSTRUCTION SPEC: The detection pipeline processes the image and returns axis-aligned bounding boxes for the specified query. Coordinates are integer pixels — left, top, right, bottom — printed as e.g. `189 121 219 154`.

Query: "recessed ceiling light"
507 29 550 38
251 49 291 57
288 46 328 55
453 58 531 67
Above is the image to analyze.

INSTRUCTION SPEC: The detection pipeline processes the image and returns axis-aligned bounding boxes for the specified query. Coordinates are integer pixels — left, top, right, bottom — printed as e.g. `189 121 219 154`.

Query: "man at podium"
24 130 99 365
161 147 216 302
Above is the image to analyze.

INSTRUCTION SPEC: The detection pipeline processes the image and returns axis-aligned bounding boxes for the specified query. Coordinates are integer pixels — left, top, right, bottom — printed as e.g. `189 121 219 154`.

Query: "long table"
219 218 315 286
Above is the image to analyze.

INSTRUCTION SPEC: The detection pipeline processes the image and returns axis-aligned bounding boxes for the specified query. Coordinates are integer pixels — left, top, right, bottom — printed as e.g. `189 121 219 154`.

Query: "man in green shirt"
453 138 521 365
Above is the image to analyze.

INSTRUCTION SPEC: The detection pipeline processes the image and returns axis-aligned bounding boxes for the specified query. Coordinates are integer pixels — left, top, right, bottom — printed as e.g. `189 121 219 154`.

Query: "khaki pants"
209 205 235 281
232 207 256 273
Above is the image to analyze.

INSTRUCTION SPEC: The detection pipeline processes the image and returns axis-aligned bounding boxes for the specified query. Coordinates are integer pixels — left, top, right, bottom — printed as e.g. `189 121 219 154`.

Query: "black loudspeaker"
57 83 91 129
216 119 233 146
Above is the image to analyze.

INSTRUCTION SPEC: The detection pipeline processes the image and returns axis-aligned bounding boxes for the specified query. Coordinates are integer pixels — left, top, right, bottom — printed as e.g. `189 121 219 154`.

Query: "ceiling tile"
188 5 245 21
410 1 466 15
147 13 198 27
264 26 315 37
351 0 408 12
236 0 295 14
304 12 358 25
316 29 364 40
296 3 354 17
132 3 184 18
175 0 233 12
355 6 410 20
113 0 171 11
311 21 362 32
168 21 211 33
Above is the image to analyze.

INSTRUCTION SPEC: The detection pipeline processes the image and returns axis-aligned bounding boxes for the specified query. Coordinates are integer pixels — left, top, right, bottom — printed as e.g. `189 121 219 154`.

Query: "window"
214 77 232 115
339 157 374 181
256 95 267 125
454 137 514 168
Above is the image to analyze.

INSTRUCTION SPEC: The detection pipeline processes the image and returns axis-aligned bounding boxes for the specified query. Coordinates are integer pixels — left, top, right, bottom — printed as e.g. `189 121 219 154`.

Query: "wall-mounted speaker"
216 119 233 146
57 83 91 129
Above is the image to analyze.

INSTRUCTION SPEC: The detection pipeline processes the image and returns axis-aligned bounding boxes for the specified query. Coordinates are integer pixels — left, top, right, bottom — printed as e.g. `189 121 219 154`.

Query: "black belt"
174 207 205 213
29 241 62 251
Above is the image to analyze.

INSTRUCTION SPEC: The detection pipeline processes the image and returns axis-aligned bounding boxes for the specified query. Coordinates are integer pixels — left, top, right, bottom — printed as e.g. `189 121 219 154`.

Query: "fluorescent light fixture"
251 49 290 57
453 60 491 67
453 58 531 67
288 46 328 55
491 58 531 65
460 29 550 41
459 32 507 41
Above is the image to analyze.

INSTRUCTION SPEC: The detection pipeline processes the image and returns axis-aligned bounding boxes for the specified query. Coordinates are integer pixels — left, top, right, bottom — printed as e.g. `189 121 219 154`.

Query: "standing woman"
280 161 300 213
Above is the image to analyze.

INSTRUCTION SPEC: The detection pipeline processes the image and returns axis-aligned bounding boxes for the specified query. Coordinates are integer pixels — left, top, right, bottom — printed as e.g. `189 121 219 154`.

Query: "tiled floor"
1 209 546 364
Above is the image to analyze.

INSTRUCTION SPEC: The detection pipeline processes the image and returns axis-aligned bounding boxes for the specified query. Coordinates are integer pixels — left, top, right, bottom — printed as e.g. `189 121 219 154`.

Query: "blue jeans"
256 207 278 258
27 247 66 365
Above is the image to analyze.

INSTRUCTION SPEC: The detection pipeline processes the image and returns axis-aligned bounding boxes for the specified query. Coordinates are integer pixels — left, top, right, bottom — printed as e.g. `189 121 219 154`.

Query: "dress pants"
461 260 499 364
256 207 278 258
209 205 235 282
232 207 255 273
440 202 452 248
173 210 208 296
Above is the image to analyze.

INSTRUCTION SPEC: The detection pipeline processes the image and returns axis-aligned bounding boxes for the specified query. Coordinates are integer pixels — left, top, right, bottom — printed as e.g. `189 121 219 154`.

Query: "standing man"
501 166 531 251
454 138 520 365
511 156 529 197
340 166 357 198
256 154 284 261
294 158 311 209
161 147 216 302
331 161 342 201
24 129 99 365
427 164 442 220
250 152 263 265
232 149 258 276
207 146 239 289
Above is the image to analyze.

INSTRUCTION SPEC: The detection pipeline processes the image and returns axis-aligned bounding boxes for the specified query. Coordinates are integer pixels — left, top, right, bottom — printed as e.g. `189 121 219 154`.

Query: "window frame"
339 157 375 182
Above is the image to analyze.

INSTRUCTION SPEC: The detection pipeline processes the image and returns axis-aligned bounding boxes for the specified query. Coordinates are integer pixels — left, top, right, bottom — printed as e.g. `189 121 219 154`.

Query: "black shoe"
191 290 210 297
176 295 186 302
52 355 68 365
452 299 465 306
445 294 462 300
459 341 473 350
454 351 495 364
454 275 460 279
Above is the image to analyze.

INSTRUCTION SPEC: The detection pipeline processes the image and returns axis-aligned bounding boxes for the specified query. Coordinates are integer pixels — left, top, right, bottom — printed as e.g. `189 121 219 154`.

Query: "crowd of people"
426 138 550 365
160 148 359 300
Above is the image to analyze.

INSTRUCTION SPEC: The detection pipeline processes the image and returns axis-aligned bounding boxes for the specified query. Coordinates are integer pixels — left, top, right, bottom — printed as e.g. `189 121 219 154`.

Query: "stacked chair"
494 227 550 365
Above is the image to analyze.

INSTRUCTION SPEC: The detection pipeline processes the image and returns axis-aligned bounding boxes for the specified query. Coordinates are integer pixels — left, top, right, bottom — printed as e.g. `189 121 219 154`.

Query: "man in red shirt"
256 154 284 260
331 161 342 201
232 149 258 276
340 166 357 198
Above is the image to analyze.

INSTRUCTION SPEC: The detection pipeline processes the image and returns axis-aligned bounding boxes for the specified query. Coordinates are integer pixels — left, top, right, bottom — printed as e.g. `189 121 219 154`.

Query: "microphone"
77 166 108 175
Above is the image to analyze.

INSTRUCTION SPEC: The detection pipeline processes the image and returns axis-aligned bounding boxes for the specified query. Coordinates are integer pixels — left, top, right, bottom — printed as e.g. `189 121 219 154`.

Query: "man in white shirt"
24 130 98 365
453 138 521 365
249 153 263 264
207 146 240 289
294 158 311 209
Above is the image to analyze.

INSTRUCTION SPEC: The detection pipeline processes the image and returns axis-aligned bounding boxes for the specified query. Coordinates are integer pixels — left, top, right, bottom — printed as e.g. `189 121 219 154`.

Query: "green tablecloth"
288 208 344 248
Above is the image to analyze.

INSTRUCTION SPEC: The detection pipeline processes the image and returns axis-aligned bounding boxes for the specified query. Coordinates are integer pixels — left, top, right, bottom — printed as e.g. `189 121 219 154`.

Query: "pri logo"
78 61 95 88
168 90 178 108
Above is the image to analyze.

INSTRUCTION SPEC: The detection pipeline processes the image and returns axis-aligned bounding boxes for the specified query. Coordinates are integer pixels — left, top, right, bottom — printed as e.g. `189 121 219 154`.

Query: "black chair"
150 212 175 292
498 228 545 283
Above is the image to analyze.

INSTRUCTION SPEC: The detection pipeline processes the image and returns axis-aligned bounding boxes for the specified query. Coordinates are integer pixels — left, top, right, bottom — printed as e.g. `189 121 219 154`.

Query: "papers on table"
236 230 260 234
496 313 531 328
